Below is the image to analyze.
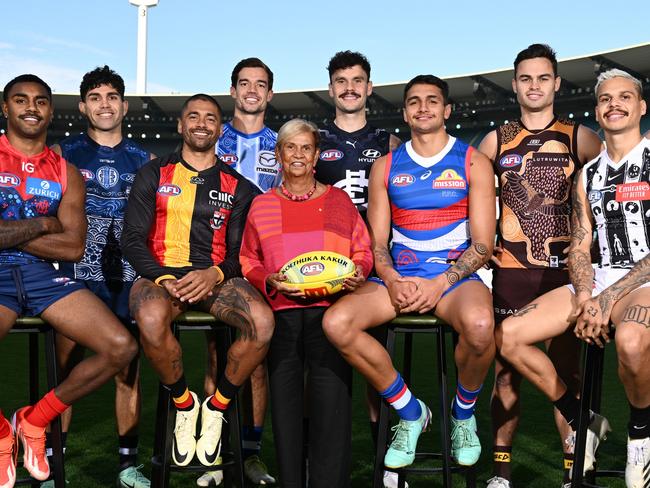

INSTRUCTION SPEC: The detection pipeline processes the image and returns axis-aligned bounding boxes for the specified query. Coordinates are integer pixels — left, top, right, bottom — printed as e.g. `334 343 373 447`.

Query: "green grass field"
0 330 628 487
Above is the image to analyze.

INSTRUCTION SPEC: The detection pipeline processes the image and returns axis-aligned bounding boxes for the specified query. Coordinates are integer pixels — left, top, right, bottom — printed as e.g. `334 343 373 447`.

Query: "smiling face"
231 67 273 116
595 76 646 135
177 98 222 152
79 83 128 133
276 130 319 181
2 81 53 140
512 57 560 113
402 83 451 134
328 64 372 115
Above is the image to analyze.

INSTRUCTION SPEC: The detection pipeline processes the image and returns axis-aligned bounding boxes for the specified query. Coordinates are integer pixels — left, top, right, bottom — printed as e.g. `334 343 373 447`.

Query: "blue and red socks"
452 383 482 420
380 373 421 421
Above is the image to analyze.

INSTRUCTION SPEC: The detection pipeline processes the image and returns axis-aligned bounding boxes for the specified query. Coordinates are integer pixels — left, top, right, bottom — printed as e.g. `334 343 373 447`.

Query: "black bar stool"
150 311 245 488
373 315 477 488
10 317 65 488
571 339 624 488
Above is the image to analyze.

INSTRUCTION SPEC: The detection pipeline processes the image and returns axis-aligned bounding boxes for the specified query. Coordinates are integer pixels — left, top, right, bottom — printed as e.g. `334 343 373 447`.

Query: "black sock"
118 435 139 471
207 376 239 411
562 453 574 483
369 421 378 448
492 445 512 479
628 403 650 439
165 375 189 399
553 391 581 427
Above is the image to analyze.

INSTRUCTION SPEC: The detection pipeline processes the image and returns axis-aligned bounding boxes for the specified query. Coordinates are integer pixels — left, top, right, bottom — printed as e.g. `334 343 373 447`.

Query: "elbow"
63 243 85 262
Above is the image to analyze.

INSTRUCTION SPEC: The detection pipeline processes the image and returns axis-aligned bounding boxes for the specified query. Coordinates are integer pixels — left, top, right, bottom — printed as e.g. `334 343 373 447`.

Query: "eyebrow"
12 92 50 102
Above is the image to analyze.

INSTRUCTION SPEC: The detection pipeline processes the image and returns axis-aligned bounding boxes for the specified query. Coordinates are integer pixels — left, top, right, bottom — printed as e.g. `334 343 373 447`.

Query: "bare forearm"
598 254 650 311
0 218 51 250
568 250 594 295
443 242 490 286
373 244 400 283
18 231 85 262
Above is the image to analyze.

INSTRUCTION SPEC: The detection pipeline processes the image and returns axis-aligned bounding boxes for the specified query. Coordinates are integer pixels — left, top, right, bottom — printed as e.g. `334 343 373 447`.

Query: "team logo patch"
615 182 650 202
221 154 238 164
391 174 415 186
362 148 382 159
258 151 277 168
300 262 325 276
396 249 418 266
120 173 136 184
80 169 94 182
433 169 466 189
320 149 344 161
499 154 522 168
96 166 119 189
588 190 602 203
210 210 225 230
0 173 20 187
157 184 182 196
26 178 62 200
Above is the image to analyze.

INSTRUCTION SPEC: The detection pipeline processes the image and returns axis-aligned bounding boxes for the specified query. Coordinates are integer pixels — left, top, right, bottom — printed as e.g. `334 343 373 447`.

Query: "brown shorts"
492 268 570 323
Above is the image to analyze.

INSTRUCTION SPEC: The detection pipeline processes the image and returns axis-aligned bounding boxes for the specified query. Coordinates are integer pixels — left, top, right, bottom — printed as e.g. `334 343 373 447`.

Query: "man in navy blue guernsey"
50 66 153 488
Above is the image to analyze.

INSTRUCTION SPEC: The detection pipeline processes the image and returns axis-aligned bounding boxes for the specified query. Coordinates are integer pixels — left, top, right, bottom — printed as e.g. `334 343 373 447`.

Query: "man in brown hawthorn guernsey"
478 44 602 488
121 93 274 469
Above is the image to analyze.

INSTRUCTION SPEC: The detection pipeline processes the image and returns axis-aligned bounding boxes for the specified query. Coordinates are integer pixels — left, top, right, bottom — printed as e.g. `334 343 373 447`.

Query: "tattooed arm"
0 217 62 250
568 169 595 298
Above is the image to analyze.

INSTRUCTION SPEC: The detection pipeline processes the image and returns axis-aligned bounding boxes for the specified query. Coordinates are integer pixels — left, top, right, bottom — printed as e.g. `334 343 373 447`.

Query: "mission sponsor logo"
320 149 344 162
433 169 466 189
26 178 62 200
0 173 20 187
221 154 238 164
157 184 182 196
499 154 522 168
300 262 325 276
79 169 94 182
391 174 415 186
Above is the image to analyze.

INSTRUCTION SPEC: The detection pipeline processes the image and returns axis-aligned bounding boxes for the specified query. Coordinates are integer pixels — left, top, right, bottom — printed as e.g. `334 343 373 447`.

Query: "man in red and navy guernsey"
0 75 137 487
121 93 274 468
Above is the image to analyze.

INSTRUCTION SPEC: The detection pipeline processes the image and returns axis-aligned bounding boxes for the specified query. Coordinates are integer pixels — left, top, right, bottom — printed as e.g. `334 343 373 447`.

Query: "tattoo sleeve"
444 242 490 286
598 253 650 311
568 172 594 295
0 219 48 250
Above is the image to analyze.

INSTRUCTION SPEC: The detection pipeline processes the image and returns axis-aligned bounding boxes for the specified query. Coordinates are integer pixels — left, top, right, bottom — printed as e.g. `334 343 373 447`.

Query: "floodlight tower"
129 0 159 94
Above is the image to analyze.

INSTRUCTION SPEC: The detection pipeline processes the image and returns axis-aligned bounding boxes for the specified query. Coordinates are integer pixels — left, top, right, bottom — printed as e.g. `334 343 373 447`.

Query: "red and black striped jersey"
122 152 255 282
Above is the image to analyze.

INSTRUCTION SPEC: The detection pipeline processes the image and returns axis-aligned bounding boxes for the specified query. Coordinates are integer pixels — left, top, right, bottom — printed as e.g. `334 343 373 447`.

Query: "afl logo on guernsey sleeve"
96 166 119 189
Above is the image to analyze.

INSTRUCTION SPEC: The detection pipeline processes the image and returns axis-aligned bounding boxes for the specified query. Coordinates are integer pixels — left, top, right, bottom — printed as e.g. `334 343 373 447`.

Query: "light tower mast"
129 0 159 94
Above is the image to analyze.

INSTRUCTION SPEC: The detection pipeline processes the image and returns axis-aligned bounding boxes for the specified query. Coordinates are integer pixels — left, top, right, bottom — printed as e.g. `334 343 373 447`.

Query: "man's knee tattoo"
622 304 650 329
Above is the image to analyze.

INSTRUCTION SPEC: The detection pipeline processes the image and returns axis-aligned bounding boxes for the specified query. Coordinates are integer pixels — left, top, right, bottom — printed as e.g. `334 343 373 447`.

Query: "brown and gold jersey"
494 118 580 269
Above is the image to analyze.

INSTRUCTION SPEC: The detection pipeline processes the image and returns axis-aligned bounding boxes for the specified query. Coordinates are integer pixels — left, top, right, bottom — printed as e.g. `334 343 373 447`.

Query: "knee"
497 319 520 362
105 331 138 371
460 309 495 355
134 307 170 348
615 326 647 372
322 306 356 349
251 305 274 344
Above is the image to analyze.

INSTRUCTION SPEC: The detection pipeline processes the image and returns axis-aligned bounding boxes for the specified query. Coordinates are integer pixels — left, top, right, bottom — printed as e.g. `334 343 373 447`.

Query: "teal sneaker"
450 415 481 466
384 400 431 469
117 465 150 488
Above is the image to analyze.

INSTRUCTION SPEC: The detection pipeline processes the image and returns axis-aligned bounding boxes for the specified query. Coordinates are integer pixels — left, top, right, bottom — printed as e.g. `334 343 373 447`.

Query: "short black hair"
514 44 558 77
180 93 223 119
403 75 449 104
80 65 125 101
3 74 52 102
231 58 274 90
327 51 371 80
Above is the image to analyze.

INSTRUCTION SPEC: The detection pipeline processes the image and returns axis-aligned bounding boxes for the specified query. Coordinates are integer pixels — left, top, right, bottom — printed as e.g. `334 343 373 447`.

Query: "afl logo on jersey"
499 154 522 168
588 190 602 203
221 154 238 164
433 169 466 189
320 149 344 162
96 166 119 189
0 173 20 187
362 149 382 159
391 174 415 186
157 184 182 196
300 262 325 276
79 169 94 182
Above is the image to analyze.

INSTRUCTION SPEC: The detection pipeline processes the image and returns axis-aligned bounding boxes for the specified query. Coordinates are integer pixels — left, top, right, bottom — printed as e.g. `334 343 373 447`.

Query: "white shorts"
566 266 650 296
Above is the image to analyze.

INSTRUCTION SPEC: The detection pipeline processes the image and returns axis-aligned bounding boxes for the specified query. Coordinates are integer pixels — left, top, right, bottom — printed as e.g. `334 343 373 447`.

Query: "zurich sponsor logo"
26 178 62 200
300 262 325 276
157 184 182 196
362 148 382 159
588 190 602 203
391 174 415 186
79 169 94 182
258 151 277 167
0 173 20 187
499 154 522 168
96 166 119 189
320 149 344 161
221 154 238 164
120 173 136 184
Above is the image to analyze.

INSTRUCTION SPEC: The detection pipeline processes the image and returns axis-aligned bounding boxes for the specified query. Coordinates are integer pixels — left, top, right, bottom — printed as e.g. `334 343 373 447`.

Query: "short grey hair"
595 69 643 98
276 118 320 151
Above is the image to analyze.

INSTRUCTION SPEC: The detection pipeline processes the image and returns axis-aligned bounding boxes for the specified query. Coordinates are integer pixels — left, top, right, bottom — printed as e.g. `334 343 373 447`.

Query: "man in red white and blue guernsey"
0 74 137 488
323 74 497 471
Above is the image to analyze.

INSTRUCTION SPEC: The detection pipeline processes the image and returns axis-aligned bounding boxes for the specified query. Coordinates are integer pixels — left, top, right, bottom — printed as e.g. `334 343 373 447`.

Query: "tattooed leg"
203 277 274 385
129 278 185 384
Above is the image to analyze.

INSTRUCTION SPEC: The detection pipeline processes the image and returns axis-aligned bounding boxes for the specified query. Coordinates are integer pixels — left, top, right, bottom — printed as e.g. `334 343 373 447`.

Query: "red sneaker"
12 408 49 481
0 417 16 488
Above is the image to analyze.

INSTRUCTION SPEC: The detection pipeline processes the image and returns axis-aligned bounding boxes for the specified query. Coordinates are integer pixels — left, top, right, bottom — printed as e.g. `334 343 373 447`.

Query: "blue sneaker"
384 400 431 469
450 415 481 466
118 465 150 487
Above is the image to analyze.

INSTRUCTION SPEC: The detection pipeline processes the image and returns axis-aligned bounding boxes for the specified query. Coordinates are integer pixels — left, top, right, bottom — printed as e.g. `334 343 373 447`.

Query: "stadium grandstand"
1 43 649 155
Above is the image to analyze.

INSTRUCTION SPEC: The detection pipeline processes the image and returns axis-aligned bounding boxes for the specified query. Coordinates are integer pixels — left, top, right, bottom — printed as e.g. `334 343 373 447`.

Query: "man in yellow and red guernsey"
478 44 602 488
0 75 137 488
121 94 274 468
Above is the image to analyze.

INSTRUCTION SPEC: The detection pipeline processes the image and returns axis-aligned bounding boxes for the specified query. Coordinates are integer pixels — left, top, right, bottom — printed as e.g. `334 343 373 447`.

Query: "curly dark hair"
327 51 371 81
80 65 125 101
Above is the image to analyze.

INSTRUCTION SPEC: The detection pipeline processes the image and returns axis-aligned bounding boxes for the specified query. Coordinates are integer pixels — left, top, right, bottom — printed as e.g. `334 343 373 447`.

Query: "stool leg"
373 326 397 488
403 333 413 384
151 381 173 488
221 326 244 488
28 333 39 404
44 329 66 488
436 327 452 488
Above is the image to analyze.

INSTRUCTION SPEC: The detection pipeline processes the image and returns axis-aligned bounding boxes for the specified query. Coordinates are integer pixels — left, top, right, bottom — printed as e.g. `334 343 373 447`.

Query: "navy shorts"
84 280 134 328
0 262 86 316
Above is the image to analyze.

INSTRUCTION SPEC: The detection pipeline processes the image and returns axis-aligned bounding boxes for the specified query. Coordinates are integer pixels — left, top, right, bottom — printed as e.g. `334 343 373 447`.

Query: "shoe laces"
627 441 648 466
174 410 196 442
203 410 225 433
132 465 148 482
451 420 477 447
389 421 411 452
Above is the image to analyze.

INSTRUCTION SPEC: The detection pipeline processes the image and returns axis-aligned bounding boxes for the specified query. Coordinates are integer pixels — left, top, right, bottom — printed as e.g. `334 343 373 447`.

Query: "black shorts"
492 268 570 324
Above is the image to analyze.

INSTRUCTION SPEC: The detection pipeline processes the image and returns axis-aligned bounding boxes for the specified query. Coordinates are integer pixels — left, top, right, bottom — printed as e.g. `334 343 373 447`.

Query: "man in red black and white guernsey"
0 74 137 488
323 75 496 471
121 93 274 468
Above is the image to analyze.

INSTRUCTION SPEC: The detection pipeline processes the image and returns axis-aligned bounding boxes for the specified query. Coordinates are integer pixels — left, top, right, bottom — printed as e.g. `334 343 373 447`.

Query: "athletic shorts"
84 280 134 329
0 262 86 316
492 268 570 323
565 267 650 296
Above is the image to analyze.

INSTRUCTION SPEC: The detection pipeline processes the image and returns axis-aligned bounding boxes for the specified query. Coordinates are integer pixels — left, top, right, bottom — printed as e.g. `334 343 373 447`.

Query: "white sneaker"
244 455 276 484
486 476 512 487
196 461 223 487
195 398 224 466
383 470 408 488
172 391 200 466
566 413 611 476
625 436 650 488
